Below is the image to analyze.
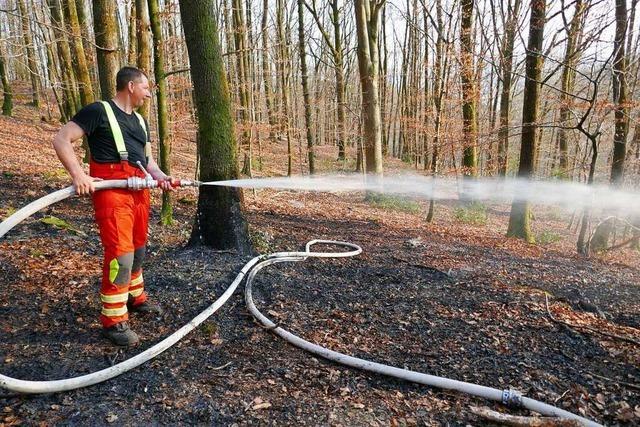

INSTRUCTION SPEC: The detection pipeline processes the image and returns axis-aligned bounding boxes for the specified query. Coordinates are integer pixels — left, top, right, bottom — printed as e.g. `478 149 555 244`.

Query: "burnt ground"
0 94 638 426
0 168 639 427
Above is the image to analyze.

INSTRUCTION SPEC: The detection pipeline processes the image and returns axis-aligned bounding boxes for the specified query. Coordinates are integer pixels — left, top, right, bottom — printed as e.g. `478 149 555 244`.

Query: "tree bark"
64 0 94 107
276 0 294 176
135 0 152 119
427 0 446 222
497 0 521 177
355 0 384 175
460 0 477 177
331 0 346 161
178 0 252 253
556 0 585 178
507 0 545 243
0 43 12 116
260 0 277 139
232 0 251 174
127 1 137 65
148 0 172 225
17 0 41 107
49 0 80 115
298 0 315 174
93 0 121 99
611 0 628 184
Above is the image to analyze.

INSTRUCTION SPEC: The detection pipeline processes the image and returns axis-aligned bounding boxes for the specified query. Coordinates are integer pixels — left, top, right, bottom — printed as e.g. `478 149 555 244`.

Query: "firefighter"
52 66 175 346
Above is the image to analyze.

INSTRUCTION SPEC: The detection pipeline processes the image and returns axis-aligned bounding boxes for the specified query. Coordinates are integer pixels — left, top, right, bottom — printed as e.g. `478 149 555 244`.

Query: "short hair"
116 66 147 91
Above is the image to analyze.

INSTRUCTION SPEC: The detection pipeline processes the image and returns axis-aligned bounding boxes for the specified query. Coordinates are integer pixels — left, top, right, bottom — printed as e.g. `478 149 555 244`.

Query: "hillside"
0 95 639 426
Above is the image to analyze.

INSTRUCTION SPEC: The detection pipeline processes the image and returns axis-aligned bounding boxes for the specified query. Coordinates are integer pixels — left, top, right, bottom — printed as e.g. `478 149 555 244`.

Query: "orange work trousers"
90 160 150 328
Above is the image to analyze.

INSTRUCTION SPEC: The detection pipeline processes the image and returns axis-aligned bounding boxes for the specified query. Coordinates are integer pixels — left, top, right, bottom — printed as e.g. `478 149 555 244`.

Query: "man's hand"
73 172 102 195
158 176 177 191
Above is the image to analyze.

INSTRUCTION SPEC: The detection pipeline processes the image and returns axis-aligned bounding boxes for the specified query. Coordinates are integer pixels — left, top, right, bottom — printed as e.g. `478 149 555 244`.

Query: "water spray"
0 177 606 426
201 174 640 215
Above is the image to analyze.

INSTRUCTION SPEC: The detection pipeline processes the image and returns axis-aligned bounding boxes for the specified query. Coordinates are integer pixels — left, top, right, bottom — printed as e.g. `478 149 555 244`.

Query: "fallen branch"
602 235 640 252
470 406 582 426
586 371 640 392
545 294 640 346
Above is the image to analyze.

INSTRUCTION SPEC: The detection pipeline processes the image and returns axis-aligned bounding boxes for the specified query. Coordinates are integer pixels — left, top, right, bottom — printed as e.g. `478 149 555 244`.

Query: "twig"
162 68 191 79
554 389 570 404
209 361 232 371
470 406 582 426
545 294 640 346
586 371 640 391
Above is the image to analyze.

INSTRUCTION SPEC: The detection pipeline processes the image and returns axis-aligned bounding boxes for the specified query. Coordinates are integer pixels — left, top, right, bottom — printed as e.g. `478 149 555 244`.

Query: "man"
53 66 174 346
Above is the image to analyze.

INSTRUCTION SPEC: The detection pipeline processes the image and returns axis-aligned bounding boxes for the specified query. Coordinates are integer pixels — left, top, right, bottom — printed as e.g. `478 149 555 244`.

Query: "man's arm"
52 121 99 195
146 155 176 191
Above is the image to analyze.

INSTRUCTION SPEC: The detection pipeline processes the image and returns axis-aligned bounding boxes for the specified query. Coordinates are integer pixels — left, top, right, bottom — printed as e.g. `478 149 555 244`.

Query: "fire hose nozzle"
156 179 201 188
126 177 202 190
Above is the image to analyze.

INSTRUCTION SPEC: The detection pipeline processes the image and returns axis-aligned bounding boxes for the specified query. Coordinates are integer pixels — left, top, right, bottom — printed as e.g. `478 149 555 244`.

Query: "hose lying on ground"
0 183 601 426
244 242 601 427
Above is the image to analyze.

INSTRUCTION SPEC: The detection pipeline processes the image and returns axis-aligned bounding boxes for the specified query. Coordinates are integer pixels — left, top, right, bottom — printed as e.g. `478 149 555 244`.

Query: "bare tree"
298 0 316 173
178 0 252 253
611 0 628 184
355 0 385 174
460 0 478 177
148 0 173 225
64 0 94 106
93 0 121 98
507 0 546 243
17 0 41 107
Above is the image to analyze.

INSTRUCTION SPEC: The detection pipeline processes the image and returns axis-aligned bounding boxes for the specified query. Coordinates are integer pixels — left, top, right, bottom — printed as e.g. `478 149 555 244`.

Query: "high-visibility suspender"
134 111 153 159
99 100 151 162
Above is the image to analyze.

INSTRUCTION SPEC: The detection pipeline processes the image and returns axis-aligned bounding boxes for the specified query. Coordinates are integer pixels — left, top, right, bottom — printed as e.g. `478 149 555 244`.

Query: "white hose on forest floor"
0 183 602 426
245 243 602 427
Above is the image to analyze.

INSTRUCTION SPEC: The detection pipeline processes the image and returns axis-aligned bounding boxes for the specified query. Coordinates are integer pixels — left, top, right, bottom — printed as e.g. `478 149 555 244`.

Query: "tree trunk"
355 0 384 175
507 0 545 243
611 0 628 184
127 1 137 65
93 0 121 99
148 0 172 225
0 43 12 116
231 0 251 150
178 0 252 253
460 0 477 177
135 0 152 119
497 0 521 177
64 0 95 107
556 0 585 178
298 0 315 174
75 0 97 93
276 0 294 176
17 0 41 107
427 0 446 222
260 0 277 139
49 0 80 115
332 0 346 161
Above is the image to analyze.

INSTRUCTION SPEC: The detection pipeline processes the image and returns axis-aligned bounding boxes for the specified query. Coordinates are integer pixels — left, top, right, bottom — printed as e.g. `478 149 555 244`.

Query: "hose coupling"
502 389 523 408
127 176 157 190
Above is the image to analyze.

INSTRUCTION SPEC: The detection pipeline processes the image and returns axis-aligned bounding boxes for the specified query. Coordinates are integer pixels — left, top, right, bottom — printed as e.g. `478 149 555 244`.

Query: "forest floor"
0 93 639 426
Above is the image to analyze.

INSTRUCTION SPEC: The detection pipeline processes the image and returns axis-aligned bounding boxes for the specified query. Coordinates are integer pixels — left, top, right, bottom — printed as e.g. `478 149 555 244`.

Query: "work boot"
128 299 164 316
102 322 139 347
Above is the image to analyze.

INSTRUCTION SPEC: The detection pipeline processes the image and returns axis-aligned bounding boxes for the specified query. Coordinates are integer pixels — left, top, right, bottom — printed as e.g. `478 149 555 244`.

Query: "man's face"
129 75 151 108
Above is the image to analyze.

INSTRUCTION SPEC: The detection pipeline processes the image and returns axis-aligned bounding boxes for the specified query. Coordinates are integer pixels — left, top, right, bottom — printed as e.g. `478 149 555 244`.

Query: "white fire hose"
0 181 601 426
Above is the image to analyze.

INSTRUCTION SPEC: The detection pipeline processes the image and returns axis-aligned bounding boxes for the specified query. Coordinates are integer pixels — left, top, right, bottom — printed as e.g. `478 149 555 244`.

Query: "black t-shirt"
71 100 150 167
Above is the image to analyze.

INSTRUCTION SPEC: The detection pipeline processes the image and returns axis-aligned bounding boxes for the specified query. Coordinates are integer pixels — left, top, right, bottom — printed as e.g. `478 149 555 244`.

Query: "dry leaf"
252 402 272 410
